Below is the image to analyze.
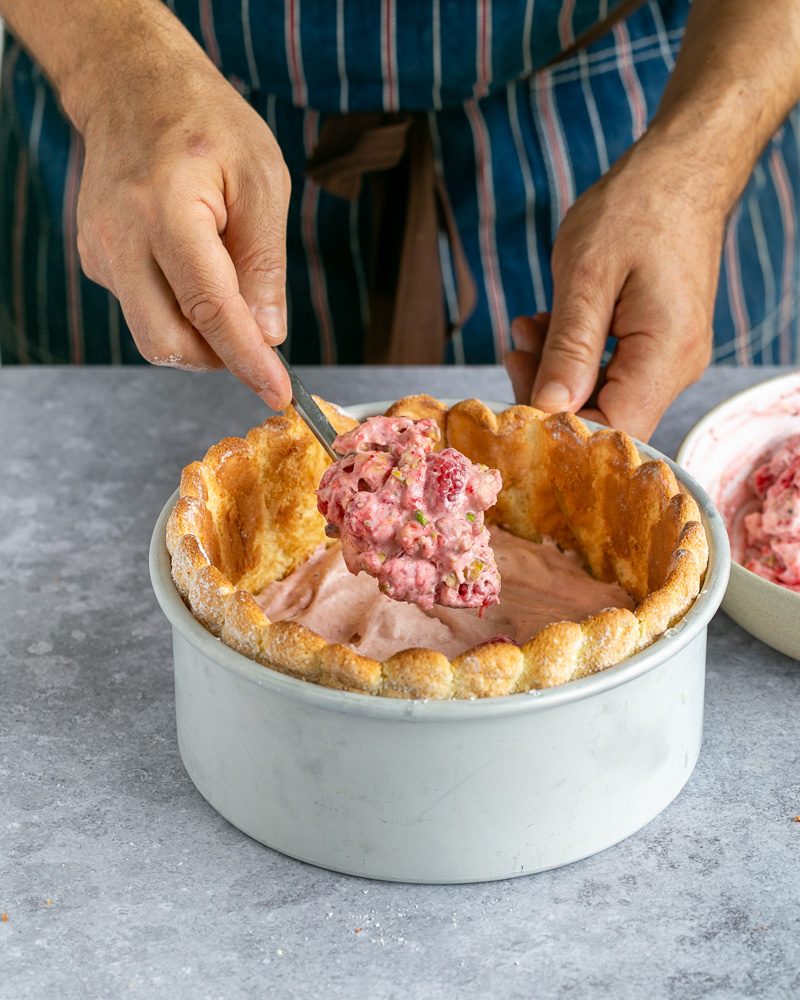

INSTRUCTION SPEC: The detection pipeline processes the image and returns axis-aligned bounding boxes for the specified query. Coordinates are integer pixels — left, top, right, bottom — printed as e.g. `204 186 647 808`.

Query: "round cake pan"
150 401 730 883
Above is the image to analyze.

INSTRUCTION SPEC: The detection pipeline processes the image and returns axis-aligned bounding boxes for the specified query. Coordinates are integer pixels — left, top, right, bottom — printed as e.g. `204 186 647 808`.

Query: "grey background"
2 366 799 999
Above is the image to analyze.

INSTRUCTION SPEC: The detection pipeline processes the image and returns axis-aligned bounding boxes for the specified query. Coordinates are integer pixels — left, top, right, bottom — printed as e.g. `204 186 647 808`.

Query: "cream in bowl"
677 371 800 660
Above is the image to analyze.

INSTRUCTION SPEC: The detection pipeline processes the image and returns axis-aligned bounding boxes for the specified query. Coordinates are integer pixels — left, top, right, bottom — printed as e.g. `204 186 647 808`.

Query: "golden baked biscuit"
166 397 708 698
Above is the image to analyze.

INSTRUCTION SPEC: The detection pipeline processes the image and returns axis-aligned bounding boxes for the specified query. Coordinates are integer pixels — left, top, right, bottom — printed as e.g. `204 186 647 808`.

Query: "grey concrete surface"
1 366 799 1000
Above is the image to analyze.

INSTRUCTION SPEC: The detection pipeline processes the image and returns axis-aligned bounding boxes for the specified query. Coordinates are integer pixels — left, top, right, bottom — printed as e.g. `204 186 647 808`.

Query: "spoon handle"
274 350 339 461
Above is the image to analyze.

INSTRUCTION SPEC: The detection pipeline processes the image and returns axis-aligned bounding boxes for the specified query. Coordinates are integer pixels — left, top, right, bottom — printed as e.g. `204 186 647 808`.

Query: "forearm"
641 0 800 213
0 0 212 132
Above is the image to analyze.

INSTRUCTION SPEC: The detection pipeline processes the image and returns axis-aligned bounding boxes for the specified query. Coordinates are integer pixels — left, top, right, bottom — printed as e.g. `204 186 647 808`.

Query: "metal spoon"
274 350 338 461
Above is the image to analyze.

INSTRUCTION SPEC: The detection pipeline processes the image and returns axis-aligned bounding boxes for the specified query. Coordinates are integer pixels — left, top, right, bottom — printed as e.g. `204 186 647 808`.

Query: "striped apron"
1 0 799 367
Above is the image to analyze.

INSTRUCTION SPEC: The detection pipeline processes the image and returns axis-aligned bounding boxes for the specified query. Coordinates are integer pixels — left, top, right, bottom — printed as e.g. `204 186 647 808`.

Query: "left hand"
505 137 728 441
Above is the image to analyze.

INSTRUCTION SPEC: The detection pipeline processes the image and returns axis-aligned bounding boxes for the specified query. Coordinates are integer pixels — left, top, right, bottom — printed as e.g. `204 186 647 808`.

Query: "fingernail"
534 381 572 412
253 305 286 345
510 319 524 347
260 385 292 412
259 384 280 410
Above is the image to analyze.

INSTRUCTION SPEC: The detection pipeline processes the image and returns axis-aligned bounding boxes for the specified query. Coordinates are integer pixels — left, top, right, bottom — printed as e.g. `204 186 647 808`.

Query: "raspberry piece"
430 449 469 506
752 465 776 498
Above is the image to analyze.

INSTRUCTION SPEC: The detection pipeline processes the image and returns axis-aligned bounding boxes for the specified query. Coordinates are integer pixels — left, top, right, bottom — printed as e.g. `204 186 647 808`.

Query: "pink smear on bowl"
738 435 800 591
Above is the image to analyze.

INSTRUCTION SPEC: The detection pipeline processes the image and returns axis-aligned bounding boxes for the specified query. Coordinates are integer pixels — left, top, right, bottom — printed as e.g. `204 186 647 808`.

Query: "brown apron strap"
307 112 476 365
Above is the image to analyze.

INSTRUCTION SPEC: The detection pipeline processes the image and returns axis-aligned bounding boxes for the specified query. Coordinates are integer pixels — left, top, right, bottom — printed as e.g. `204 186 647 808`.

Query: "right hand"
75 48 292 408
503 130 725 441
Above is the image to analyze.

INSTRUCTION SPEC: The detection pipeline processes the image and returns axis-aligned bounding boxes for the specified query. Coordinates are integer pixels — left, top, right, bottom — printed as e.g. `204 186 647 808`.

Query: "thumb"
532 259 619 413
225 174 290 347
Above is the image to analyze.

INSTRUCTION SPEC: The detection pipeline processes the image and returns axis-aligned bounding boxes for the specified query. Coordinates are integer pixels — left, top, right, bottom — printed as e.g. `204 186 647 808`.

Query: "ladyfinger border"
165 397 709 699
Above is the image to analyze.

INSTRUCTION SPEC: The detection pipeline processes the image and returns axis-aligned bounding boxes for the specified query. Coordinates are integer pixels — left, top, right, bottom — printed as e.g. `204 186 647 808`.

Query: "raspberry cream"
316 416 502 611
739 435 800 590
676 375 800 596
256 526 635 662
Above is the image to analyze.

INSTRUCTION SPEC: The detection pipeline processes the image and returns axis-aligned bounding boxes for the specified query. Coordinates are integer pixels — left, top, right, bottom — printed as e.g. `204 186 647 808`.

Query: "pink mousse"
741 434 800 590
316 416 502 611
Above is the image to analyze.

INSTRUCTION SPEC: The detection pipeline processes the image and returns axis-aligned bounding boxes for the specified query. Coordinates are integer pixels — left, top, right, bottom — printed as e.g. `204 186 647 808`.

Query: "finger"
510 313 549 354
109 255 224 371
532 257 620 414
505 350 539 404
593 331 694 442
225 158 290 345
152 203 291 409
505 315 548 403
572 364 610 426
584 364 608 412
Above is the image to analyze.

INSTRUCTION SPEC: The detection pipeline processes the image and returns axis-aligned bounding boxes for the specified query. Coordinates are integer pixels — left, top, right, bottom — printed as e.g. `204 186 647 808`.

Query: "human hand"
505 138 728 441
74 43 292 408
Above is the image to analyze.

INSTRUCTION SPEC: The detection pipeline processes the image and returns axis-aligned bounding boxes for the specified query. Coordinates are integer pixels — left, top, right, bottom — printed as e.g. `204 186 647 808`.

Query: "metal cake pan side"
149 401 730 881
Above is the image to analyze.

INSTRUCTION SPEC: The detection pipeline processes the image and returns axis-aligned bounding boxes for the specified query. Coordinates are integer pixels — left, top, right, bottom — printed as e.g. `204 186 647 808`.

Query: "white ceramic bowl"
150 401 730 883
677 371 800 661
